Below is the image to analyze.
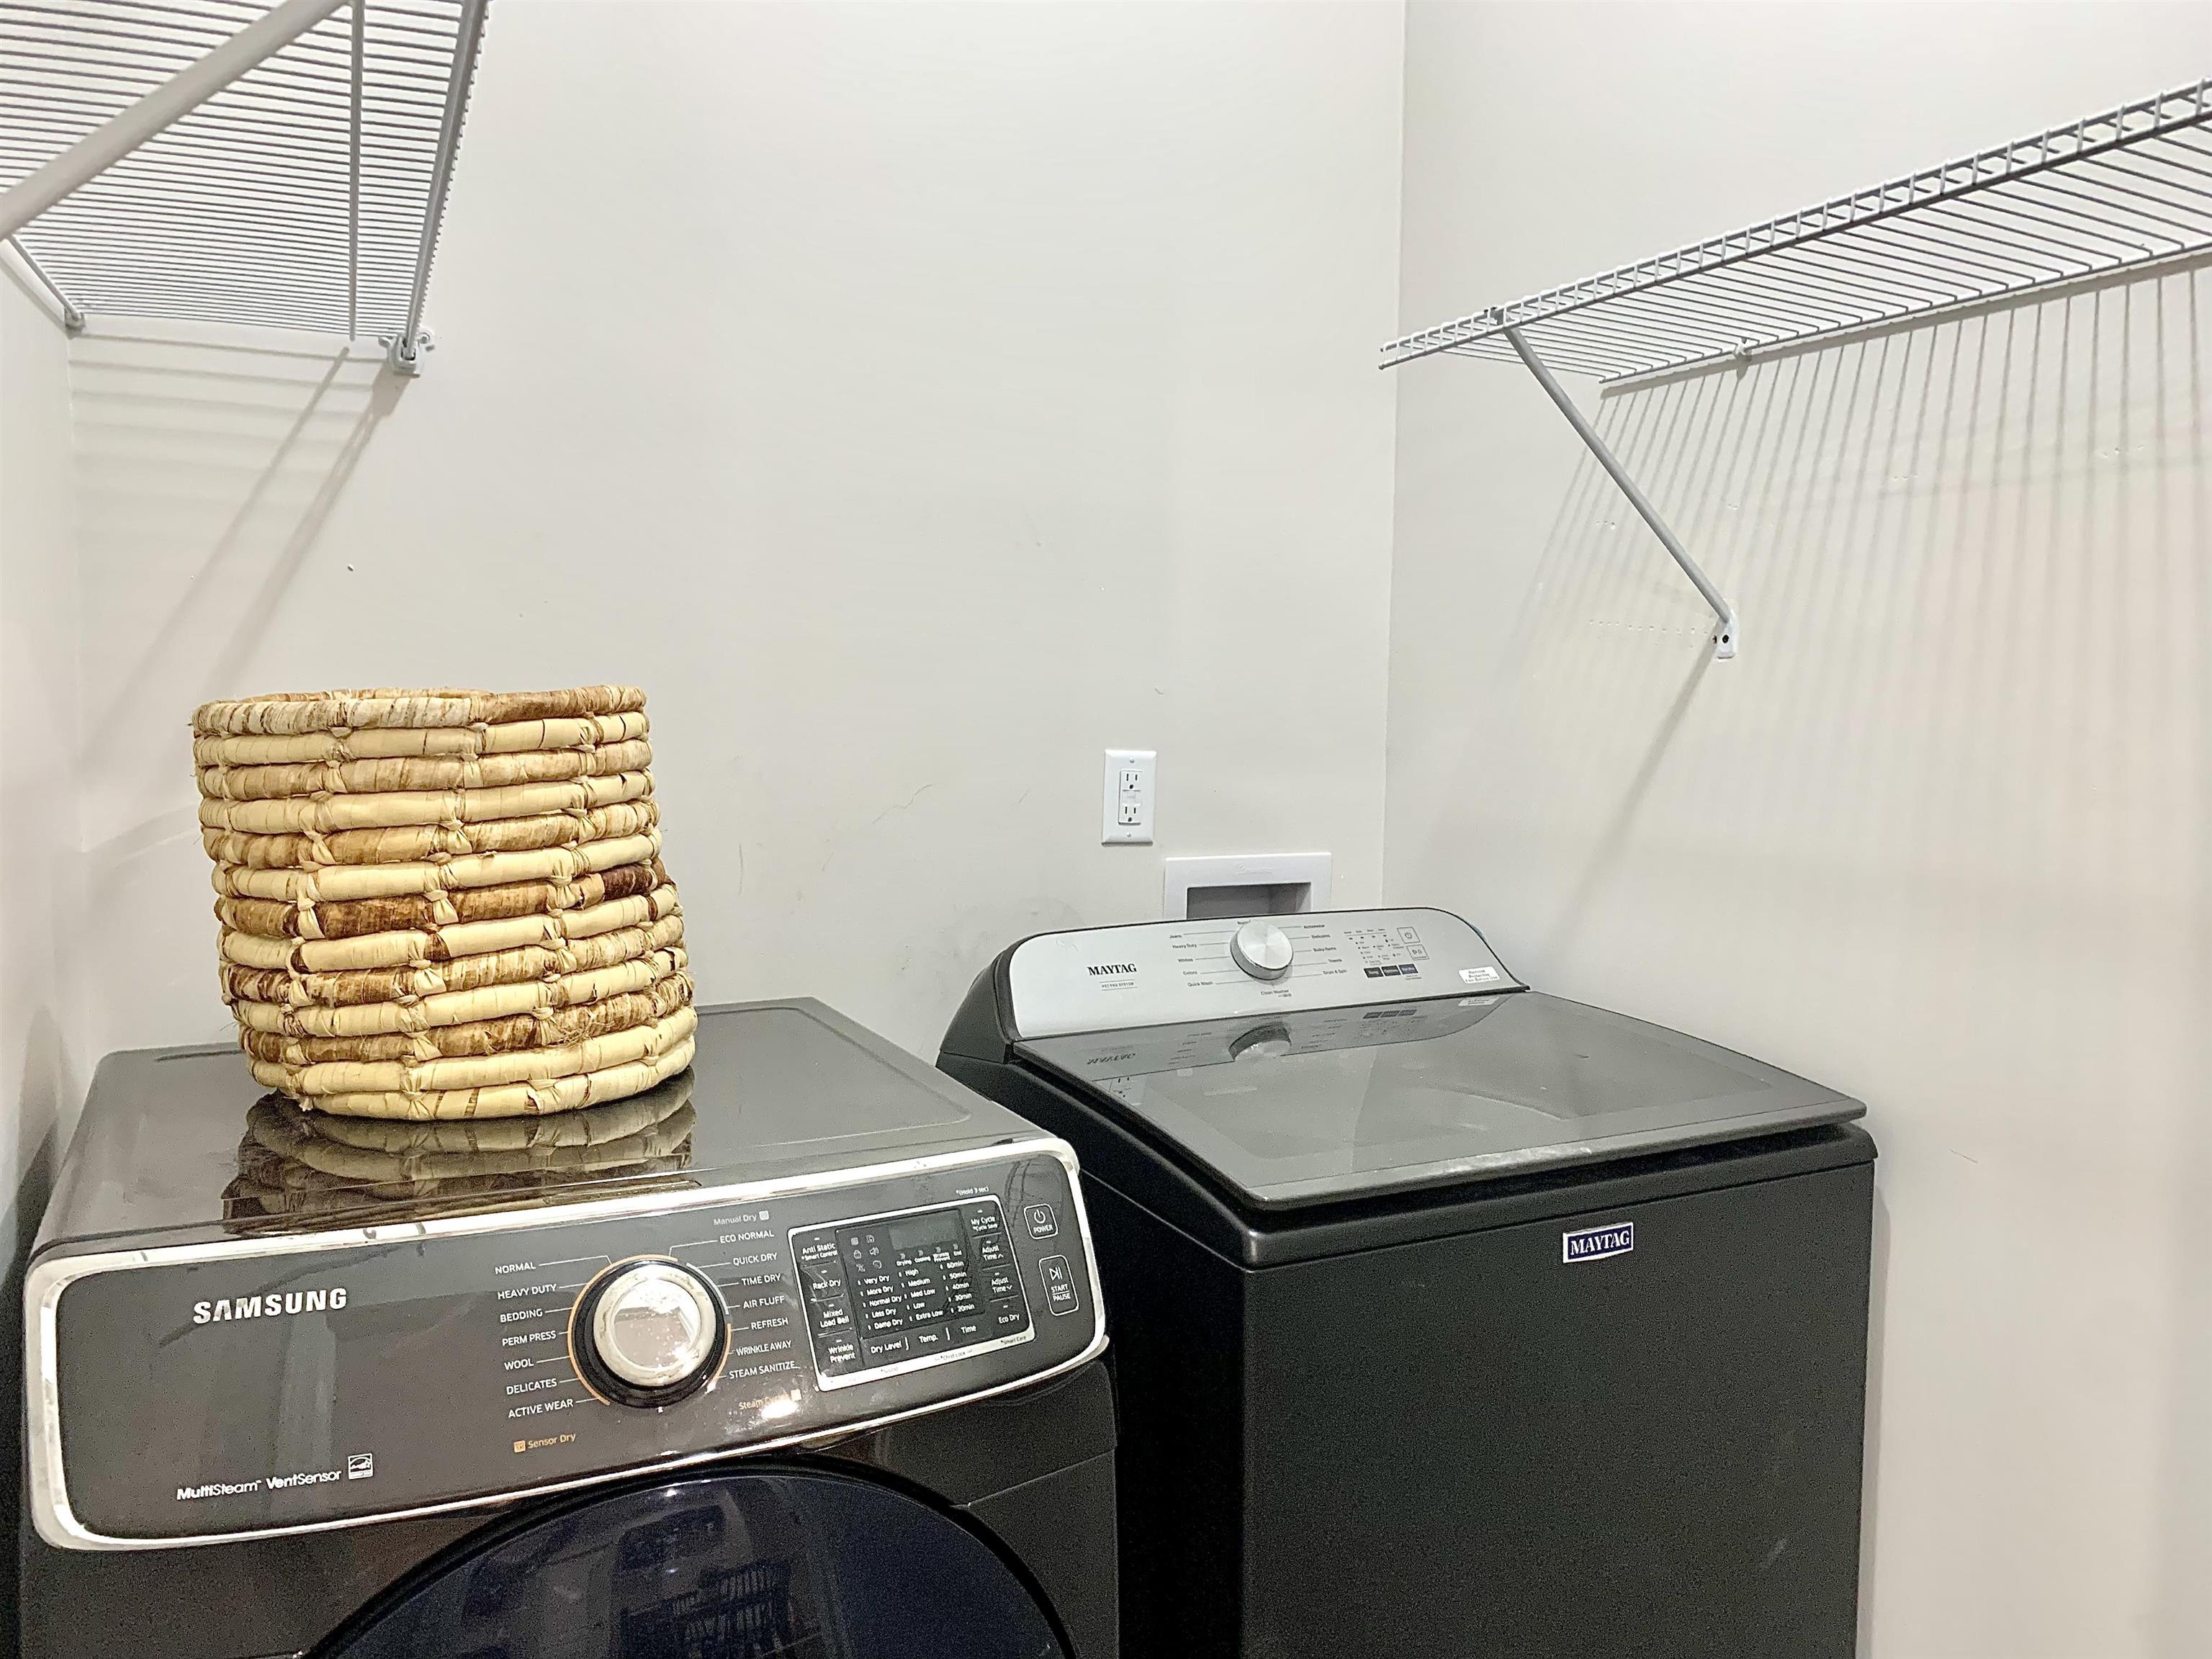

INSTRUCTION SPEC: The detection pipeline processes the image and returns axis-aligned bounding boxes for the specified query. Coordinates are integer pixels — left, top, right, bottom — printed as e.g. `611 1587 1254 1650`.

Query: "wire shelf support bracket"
387 0 483 374
1504 324 1736 658
0 0 491 372
4 235 85 333
1383 75 2212 661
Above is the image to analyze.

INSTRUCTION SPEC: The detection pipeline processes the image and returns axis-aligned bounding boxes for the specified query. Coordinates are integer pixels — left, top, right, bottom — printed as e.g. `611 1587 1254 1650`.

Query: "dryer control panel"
27 1141 1102 1550
793 1195 1057 1387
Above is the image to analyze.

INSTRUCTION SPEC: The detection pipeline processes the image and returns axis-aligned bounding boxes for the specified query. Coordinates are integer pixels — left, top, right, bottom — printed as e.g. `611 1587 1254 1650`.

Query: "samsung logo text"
192 1289 349 1323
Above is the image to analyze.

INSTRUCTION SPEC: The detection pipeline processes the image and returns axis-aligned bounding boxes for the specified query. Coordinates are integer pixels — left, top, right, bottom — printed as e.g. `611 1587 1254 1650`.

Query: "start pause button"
1038 1255 1078 1316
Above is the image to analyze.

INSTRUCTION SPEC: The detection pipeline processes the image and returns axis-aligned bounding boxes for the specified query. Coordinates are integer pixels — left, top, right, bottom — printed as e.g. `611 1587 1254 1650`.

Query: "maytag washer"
20 999 1114 1659
940 907 1876 1659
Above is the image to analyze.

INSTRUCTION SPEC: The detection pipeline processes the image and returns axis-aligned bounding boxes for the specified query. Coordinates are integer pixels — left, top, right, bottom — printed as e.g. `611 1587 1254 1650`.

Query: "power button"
1024 1202 1058 1240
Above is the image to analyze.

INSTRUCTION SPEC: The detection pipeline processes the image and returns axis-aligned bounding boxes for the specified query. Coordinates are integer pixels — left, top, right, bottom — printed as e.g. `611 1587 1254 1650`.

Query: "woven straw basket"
193 685 695 1120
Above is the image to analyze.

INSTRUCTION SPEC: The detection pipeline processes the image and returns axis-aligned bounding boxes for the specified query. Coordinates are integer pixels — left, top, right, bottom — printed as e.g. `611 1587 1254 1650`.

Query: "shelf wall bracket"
0 0 348 242
386 0 488 376
4 236 84 335
1502 324 1737 660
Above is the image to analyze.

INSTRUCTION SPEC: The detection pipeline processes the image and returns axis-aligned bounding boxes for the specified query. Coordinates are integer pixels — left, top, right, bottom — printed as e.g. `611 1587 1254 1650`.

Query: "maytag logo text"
1561 1222 1634 1264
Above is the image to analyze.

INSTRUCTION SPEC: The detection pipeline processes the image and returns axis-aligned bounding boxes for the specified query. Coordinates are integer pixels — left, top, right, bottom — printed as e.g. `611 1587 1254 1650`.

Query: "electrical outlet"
1102 750 1155 845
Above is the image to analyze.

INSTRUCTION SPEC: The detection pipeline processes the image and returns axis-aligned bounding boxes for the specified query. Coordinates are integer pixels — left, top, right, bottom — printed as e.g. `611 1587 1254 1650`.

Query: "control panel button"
859 1285 902 1326
1024 1202 1058 1240
981 1264 1021 1302
952 1316 989 1344
989 1299 1029 1334
862 1332 911 1363
574 1260 727 1407
975 1233 1012 1267
1229 919 1295 981
1038 1254 1079 1316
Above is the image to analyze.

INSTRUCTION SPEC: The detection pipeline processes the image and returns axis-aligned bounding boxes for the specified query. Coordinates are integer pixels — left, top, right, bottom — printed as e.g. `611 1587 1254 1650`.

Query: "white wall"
70 0 1407 1064
0 257 85 1651
1388 6 2208 1657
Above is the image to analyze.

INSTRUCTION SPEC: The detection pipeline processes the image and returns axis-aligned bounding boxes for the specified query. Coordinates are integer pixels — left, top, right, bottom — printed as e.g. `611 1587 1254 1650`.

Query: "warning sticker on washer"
1459 966 1500 984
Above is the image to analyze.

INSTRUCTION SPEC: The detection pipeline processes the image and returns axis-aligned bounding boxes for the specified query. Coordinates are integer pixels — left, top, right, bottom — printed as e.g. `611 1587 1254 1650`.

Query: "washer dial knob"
575 1261 726 1406
1229 1022 1293 1061
1228 919 1295 981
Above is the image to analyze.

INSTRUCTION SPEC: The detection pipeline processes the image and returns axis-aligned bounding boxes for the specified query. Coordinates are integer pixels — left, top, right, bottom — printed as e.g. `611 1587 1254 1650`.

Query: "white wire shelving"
1382 75 2212 659
0 0 489 372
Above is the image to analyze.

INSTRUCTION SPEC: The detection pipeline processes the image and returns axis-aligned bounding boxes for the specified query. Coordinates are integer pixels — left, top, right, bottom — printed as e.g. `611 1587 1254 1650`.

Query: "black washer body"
940 928 1876 1659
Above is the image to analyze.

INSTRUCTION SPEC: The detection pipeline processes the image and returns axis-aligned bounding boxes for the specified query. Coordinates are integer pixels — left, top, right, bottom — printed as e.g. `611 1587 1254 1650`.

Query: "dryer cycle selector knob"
1228 920 1295 981
573 1260 727 1408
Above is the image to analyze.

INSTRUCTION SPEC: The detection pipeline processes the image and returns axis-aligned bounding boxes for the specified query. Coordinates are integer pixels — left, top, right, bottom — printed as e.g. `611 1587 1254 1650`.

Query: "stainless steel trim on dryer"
26 1137 1109 1552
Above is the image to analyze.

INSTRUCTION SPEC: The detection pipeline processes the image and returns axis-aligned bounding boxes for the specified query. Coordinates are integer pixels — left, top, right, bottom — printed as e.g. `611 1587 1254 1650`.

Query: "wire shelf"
1382 76 2212 384
0 0 486 346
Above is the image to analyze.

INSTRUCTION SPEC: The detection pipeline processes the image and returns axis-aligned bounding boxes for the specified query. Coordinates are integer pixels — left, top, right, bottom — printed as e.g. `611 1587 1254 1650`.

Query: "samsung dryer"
20 999 1115 1658
939 908 1876 1659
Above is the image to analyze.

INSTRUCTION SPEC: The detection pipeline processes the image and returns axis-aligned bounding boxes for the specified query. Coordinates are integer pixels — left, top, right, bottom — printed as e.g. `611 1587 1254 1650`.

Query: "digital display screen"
888 1209 963 1251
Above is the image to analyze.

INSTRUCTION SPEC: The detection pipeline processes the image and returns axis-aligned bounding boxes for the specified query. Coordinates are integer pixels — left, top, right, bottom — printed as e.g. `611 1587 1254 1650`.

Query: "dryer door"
316 1466 1065 1659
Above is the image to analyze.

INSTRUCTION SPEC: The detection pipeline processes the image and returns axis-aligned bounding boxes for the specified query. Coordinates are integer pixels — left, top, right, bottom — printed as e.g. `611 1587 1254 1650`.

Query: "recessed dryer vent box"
1163 853 1331 921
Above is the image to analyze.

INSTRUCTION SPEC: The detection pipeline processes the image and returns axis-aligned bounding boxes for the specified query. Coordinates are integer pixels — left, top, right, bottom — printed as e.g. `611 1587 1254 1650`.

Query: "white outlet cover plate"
1102 749 1155 845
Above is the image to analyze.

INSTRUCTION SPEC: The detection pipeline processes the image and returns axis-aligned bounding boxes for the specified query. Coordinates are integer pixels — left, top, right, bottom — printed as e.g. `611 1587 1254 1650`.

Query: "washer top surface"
1017 988 1863 1209
42 1000 1038 1253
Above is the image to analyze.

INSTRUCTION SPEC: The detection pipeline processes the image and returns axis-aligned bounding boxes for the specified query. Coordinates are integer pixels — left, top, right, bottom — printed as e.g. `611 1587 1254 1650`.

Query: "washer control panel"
1005 907 1522 1038
29 1143 1101 1549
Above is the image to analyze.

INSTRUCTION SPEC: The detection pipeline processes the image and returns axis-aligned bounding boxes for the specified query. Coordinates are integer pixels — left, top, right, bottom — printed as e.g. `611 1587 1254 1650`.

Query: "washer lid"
1017 991 1863 1209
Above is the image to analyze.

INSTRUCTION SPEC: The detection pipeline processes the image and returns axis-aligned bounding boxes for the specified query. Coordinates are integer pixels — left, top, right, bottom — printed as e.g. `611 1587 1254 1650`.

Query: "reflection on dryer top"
222 1074 700 1233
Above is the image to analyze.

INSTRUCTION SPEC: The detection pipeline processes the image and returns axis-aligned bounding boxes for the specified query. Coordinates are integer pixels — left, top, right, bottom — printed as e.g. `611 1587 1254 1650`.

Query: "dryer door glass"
318 1467 1064 1659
